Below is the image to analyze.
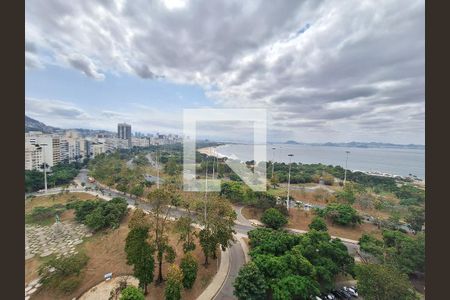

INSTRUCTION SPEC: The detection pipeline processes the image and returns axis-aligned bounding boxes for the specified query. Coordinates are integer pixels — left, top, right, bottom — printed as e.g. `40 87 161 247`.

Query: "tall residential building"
25 132 61 168
118 123 131 139
25 144 43 170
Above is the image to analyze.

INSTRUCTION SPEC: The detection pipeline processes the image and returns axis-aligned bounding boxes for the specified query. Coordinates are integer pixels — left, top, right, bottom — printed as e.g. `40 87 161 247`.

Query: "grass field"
25 192 98 213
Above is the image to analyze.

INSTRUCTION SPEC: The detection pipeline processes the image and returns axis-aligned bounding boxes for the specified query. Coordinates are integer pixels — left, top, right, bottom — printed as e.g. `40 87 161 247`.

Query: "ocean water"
213 143 425 179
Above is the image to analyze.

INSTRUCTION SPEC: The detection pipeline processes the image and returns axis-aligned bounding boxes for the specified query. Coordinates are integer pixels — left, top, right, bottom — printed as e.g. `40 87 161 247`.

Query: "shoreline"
197 145 424 184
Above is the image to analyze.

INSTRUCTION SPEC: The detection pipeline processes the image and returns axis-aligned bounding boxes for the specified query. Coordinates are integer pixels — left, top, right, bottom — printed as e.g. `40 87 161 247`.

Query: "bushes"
261 208 288 230
25 162 82 192
74 197 128 230
165 264 183 300
180 253 198 289
38 252 89 294
320 203 361 226
308 216 328 231
27 205 66 224
355 264 418 300
239 226 354 298
233 262 268 300
120 286 145 300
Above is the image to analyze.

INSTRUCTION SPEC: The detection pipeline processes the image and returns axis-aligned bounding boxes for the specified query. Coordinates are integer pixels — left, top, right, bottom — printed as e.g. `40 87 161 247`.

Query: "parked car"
343 286 358 297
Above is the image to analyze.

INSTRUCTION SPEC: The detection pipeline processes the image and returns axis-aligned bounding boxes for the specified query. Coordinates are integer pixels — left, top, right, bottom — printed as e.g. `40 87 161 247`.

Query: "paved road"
72 169 362 300
214 240 246 300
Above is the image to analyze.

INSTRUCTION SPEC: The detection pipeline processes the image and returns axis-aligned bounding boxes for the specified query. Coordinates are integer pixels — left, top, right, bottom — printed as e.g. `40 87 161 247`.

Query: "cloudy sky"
25 0 424 144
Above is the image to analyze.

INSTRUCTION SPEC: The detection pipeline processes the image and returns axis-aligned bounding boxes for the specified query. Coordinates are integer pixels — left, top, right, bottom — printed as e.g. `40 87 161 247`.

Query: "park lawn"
242 206 382 241
25 192 98 214
30 210 219 300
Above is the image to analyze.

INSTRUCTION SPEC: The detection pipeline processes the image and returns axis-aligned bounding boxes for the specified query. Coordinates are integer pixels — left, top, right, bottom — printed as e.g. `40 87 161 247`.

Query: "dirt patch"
25 193 98 213
25 257 41 285
31 211 218 300
242 206 263 221
288 208 382 240
243 206 382 241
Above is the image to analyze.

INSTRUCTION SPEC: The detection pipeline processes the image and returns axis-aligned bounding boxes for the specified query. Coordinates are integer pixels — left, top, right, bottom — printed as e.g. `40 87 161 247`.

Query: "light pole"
287 154 294 210
271 147 276 179
156 149 160 189
40 143 48 193
204 159 208 223
343 151 350 186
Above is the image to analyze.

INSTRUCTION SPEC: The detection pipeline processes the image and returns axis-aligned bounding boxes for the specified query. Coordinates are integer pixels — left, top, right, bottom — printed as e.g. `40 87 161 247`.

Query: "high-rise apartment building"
117 123 132 147
25 144 43 170
24 132 61 168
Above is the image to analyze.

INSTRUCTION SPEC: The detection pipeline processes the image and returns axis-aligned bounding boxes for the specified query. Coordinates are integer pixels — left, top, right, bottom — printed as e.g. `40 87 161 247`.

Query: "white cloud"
25 0 425 143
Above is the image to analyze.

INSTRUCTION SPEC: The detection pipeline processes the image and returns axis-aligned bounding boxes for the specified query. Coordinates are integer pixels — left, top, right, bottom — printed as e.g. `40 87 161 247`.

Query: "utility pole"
271 147 276 179
287 154 294 210
343 151 350 186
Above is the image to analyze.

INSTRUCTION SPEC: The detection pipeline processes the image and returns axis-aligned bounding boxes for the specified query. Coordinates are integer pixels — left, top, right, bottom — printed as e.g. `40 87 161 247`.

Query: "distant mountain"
317 141 424 150
285 140 301 145
25 115 115 136
25 115 61 133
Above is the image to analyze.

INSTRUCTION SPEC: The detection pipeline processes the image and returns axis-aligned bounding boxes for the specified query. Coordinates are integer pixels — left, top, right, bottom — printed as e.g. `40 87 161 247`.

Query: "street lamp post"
156 149 160 189
204 159 208 223
343 151 350 186
40 143 48 193
287 154 294 210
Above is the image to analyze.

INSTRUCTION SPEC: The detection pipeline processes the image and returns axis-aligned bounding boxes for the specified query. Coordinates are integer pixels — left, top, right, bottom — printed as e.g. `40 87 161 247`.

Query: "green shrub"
261 208 288 230
120 286 145 300
38 252 89 293
308 216 328 231
180 253 198 289
322 203 361 226
30 206 56 221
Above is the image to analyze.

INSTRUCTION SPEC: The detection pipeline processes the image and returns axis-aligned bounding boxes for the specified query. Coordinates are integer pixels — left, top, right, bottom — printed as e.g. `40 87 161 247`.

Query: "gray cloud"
25 0 424 144
67 54 105 80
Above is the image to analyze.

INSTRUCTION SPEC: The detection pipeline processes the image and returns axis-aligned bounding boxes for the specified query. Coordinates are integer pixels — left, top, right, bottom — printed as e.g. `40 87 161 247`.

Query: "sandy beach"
197 147 219 157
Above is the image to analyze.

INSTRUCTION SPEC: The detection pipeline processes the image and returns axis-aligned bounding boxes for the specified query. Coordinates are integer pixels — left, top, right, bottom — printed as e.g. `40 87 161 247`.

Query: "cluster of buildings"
25 123 182 171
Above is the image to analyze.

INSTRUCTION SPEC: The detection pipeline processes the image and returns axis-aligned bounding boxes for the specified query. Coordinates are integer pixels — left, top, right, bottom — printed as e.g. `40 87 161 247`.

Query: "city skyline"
26 0 424 144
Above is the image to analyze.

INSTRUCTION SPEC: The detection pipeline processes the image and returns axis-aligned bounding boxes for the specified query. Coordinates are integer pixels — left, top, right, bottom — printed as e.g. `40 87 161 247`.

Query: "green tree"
174 216 197 253
359 230 425 275
198 195 236 266
322 203 361 226
271 275 320 300
261 208 288 230
233 262 267 300
134 244 155 295
270 174 280 189
128 208 151 231
199 227 216 266
355 264 418 300
180 253 198 289
165 264 183 300
308 216 328 231
405 206 425 233
130 184 144 198
125 227 155 294
147 187 180 283
165 157 180 176
120 286 145 300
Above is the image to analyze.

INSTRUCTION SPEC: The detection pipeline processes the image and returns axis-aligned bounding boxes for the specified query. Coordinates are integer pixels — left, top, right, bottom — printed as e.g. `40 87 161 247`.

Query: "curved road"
55 169 361 300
